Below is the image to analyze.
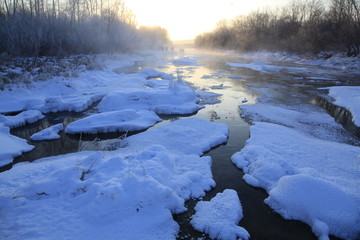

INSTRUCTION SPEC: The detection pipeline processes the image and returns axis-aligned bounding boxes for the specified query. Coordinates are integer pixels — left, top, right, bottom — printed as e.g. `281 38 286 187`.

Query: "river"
4 48 360 240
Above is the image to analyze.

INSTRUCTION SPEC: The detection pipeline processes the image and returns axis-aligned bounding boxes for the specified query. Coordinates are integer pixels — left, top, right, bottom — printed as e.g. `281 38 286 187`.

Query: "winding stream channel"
3 48 360 239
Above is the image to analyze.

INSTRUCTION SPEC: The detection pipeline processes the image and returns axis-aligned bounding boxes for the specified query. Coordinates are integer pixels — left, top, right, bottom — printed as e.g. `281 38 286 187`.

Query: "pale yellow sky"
125 0 290 40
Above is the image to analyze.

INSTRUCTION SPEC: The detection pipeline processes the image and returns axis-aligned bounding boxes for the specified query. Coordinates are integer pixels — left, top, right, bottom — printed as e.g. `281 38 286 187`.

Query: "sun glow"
125 0 289 41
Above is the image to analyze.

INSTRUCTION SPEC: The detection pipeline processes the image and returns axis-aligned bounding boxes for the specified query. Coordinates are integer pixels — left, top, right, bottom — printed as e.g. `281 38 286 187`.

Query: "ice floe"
0 110 45 128
227 62 282 73
173 57 199 66
65 110 161 134
239 103 357 144
191 189 250 240
97 82 204 115
0 118 229 239
232 122 360 240
327 86 360 127
0 125 34 166
30 123 64 141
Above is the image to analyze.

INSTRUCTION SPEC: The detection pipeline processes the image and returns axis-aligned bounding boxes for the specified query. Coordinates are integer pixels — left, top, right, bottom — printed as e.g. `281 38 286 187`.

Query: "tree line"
0 0 170 57
195 0 360 56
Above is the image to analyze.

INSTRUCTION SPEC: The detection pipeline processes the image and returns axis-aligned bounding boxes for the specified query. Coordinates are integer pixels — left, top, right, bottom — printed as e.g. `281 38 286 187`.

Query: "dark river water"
4 49 360 240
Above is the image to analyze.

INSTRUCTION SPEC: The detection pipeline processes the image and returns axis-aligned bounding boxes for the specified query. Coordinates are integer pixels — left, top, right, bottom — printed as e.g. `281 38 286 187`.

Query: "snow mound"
0 110 45 128
327 86 360 127
65 110 161 134
232 122 360 239
0 125 34 166
30 123 64 141
191 189 250 240
173 57 198 66
97 83 204 115
0 118 229 239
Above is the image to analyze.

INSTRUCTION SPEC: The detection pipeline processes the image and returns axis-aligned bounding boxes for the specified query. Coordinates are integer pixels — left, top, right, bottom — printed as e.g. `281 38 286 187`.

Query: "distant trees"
195 0 360 56
0 0 170 57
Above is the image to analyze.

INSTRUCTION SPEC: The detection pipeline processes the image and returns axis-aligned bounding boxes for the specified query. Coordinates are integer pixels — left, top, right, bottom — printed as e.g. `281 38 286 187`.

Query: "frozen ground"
0 118 229 240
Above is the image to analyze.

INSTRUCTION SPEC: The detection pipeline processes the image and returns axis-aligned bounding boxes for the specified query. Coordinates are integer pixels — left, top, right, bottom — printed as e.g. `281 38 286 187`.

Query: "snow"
226 61 282 73
138 68 175 80
65 110 161 134
30 123 64 141
239 103 356 143
117 118 229 156
191 189 250 240
232 122 360 240
196 91 222 105
0 125 34 166
0 118 229 239
0 110 45 128
237 50 360 71
97 82 204 115
173 57 199 66
327 86 360 127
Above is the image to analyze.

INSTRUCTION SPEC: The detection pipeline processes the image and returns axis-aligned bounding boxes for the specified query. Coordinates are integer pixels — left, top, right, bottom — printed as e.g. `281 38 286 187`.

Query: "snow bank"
0 110 45 128
191 189 250 240
97 82 204 115
30 123 64 141
0 125 34 166
327 86 360 127
232 122 360 240
0 118 229 239
65 110 161 134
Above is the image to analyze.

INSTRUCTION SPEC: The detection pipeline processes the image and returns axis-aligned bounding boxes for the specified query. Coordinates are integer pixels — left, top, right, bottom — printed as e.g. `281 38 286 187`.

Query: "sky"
125 0 290 41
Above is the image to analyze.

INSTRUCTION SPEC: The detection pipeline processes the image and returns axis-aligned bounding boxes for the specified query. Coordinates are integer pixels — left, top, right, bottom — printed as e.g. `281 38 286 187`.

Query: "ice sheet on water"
0 118 229 239
191 189 250 240
97 82 204 115
65 110 161 134
139 68 175 80
196 91 222 105
326 86 360 127
0 125 34 166
240 103 358 144
232 122 360 240
30 123 64 141
226 61 282 73
173 57 199 66
0 110 45 128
